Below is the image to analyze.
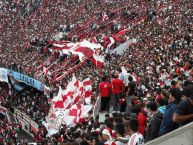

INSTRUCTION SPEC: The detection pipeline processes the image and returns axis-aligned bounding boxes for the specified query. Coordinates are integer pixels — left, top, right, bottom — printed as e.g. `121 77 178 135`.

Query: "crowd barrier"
145 122 193 145
0 105 39 137
93 96 101 121
13 109 39 137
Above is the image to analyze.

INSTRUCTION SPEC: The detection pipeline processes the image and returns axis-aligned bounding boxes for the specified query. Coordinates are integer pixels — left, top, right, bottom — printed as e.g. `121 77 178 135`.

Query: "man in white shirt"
128 119 144 145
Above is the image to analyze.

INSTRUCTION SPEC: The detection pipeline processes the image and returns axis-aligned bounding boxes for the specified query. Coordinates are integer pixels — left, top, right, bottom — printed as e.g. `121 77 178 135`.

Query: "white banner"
0 68 8 83
93 96 101 121
45 104 93 136
0 106 7 116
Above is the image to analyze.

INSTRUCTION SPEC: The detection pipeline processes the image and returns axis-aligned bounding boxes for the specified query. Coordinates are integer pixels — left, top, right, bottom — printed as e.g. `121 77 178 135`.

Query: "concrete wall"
145 122 193 145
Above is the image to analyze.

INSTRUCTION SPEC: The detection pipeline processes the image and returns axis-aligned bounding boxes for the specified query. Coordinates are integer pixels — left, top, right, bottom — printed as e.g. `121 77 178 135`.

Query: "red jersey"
111 78 124 94
176 67 181 75
137 112 147 136
99 81 111 97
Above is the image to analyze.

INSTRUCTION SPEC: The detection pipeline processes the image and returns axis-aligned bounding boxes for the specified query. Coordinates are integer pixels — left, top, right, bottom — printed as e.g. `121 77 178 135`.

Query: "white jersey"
104 140 114 145
128 133 144 145
114 141 128 145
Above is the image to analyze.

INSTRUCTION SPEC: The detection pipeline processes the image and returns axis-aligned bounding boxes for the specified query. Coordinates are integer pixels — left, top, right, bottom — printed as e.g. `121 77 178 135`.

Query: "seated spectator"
131 105 147 136
171 80 177 89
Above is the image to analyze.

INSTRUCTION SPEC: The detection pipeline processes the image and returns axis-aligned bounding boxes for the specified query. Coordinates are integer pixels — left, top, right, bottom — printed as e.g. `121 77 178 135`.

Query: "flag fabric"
90 37 98 44
83 78 92 104
92 54 105 67
69 104 83 123
113 29 128 37
47 76 93 132
48 40 101 61
52 86 64 108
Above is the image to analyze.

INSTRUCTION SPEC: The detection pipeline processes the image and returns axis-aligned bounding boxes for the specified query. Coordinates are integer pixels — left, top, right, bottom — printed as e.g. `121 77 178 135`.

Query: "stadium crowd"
0 0 193 144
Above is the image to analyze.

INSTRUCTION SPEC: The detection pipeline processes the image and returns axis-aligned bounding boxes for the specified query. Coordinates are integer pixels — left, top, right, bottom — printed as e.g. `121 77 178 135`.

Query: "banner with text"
9 70 44 91
0 68 8 83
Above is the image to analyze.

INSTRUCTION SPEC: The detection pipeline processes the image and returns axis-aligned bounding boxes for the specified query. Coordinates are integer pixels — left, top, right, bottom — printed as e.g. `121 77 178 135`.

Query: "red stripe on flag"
83 80 91 86
113 29 128 37
74 80 79 87
85 91 92 98
74 47 94 58
74 95 81 104
91 58 104 67
54 101 64 108
69 109 77 116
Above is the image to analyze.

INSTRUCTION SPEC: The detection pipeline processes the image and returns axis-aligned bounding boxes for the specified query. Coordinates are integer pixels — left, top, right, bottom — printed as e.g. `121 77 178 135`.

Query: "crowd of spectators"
0 0 162 82
0 81 50 125
0 119 25 144
0 0 192 144
0 105 25 144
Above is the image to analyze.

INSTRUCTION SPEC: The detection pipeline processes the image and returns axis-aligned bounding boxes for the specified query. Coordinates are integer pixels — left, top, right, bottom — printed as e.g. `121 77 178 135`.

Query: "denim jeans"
112 93 121 111
126 95 133 112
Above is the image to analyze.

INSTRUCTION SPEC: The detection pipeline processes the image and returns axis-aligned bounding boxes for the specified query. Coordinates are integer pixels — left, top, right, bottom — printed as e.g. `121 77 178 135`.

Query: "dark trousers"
101 97 110 112
112 93 121 111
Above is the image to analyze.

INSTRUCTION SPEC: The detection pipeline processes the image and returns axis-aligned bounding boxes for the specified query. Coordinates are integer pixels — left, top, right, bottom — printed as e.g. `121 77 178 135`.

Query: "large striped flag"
52 76 92 109
52 86 64 108
83 78 92 104
69 103 84 123
46 76 93 133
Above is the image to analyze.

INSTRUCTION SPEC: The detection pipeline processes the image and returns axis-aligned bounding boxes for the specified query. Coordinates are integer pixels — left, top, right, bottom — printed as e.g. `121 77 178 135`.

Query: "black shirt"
128 81 136 96
174 99 193 126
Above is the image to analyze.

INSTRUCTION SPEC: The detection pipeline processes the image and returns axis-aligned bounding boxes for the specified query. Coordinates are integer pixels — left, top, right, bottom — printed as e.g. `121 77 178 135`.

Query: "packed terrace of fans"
0 0 193 144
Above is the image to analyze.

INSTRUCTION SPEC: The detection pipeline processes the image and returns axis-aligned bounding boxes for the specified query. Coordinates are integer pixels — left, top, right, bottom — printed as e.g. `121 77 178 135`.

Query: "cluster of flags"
46 29 128 68
53 76 92 109
45 75 93 135
48 40 105 65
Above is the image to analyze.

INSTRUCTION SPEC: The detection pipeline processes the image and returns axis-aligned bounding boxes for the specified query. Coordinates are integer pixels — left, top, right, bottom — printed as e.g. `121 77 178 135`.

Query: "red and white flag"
69 104 83 123
83 78 92 104
102 13 109 21
53 76 92 109
52 86 64 108
92 54 105 67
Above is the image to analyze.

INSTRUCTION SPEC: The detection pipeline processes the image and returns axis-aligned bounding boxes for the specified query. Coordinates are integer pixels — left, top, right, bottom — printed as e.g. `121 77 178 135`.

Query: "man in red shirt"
99 76 111 112
111 74 125 112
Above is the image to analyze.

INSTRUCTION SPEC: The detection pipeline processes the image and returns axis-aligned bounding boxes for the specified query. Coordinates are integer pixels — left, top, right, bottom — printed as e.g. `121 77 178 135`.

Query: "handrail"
145 122 193 145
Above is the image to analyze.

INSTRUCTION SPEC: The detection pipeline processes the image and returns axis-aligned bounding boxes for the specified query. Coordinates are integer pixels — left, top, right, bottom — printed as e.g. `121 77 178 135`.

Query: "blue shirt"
159 102 179 136
158 106 166 114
